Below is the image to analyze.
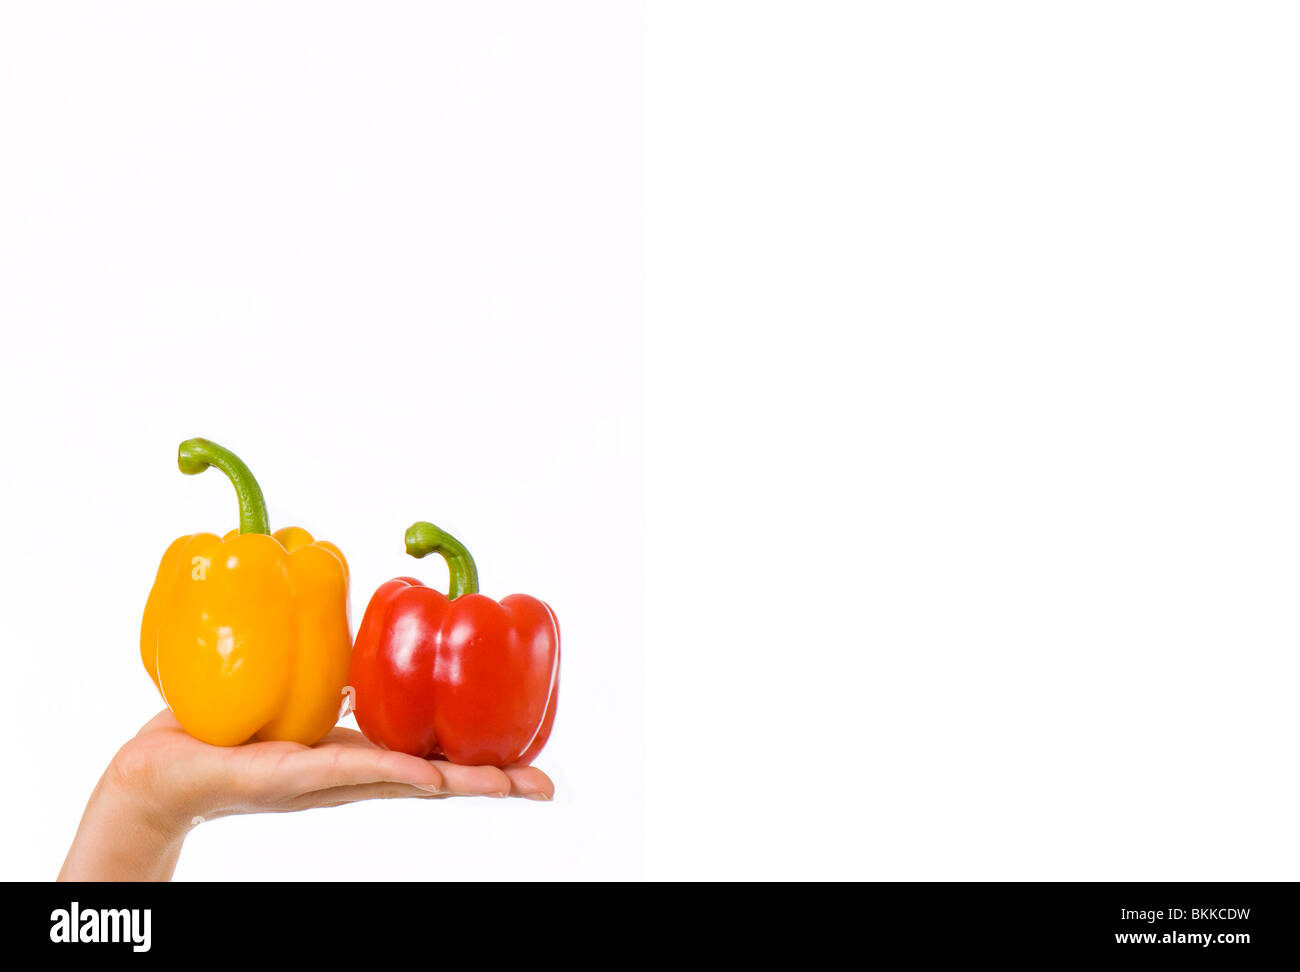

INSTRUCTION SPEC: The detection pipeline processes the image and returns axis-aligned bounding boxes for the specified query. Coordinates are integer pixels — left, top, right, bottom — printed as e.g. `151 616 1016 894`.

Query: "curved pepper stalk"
177 437 270 535
404 520 479 599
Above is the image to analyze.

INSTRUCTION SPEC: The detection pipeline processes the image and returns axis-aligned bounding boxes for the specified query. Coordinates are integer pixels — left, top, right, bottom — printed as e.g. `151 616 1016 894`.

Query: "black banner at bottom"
9 881 1295 959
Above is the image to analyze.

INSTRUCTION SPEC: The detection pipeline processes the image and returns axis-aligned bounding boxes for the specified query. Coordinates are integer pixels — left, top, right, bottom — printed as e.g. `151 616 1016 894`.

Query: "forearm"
59 770 186 882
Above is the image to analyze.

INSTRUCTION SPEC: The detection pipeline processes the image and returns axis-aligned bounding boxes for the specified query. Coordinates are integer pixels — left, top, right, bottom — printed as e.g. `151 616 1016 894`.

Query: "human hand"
59 710 554 880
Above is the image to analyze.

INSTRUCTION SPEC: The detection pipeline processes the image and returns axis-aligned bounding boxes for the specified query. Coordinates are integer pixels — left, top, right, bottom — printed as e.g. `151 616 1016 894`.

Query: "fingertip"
414 764 444 793
503 766 555 801
392 753 444 793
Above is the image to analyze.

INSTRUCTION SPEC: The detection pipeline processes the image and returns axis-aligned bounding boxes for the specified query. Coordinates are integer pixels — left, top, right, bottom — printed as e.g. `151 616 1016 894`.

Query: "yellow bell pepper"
140 438 352 746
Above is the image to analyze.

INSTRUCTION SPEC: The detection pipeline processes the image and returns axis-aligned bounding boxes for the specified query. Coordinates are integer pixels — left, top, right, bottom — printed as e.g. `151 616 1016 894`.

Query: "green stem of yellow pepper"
404 521 480 599
177 438 271 535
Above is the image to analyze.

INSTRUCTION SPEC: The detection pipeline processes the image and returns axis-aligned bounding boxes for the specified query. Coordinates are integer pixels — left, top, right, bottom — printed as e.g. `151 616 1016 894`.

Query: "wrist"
58 757 187 881
103 757 190 845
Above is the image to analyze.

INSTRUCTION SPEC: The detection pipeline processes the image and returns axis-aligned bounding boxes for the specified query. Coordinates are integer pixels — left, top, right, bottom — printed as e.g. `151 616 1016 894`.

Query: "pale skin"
59 710 554 881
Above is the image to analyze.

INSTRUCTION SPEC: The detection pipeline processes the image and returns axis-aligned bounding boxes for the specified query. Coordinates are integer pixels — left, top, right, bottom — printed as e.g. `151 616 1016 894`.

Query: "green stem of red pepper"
404 521 480 599
177 437 270 535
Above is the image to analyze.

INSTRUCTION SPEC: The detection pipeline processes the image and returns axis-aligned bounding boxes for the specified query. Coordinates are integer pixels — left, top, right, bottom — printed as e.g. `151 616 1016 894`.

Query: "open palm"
118 709 554 822
60 710 554 880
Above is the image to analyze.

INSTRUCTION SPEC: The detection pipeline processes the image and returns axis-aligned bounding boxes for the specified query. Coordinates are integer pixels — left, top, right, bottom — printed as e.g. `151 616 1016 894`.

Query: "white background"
643 2 1300 880
0 2 640 880
4 2 1300 881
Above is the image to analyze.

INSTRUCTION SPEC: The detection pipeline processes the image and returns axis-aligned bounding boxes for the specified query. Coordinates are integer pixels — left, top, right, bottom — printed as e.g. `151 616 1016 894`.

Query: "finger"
427 762 512 798
502 765 555 801
266 745 445 795
310 733 549 799
281 782 446 812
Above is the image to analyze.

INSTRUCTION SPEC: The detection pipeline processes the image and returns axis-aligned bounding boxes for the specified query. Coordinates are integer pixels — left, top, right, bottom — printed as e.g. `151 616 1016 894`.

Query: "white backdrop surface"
5 2 1300 883
0 2 642 880
642 2 1300 880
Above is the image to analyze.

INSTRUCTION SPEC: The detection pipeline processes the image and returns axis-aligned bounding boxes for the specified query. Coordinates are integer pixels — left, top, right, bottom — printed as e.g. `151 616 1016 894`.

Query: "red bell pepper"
349 520 559 767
